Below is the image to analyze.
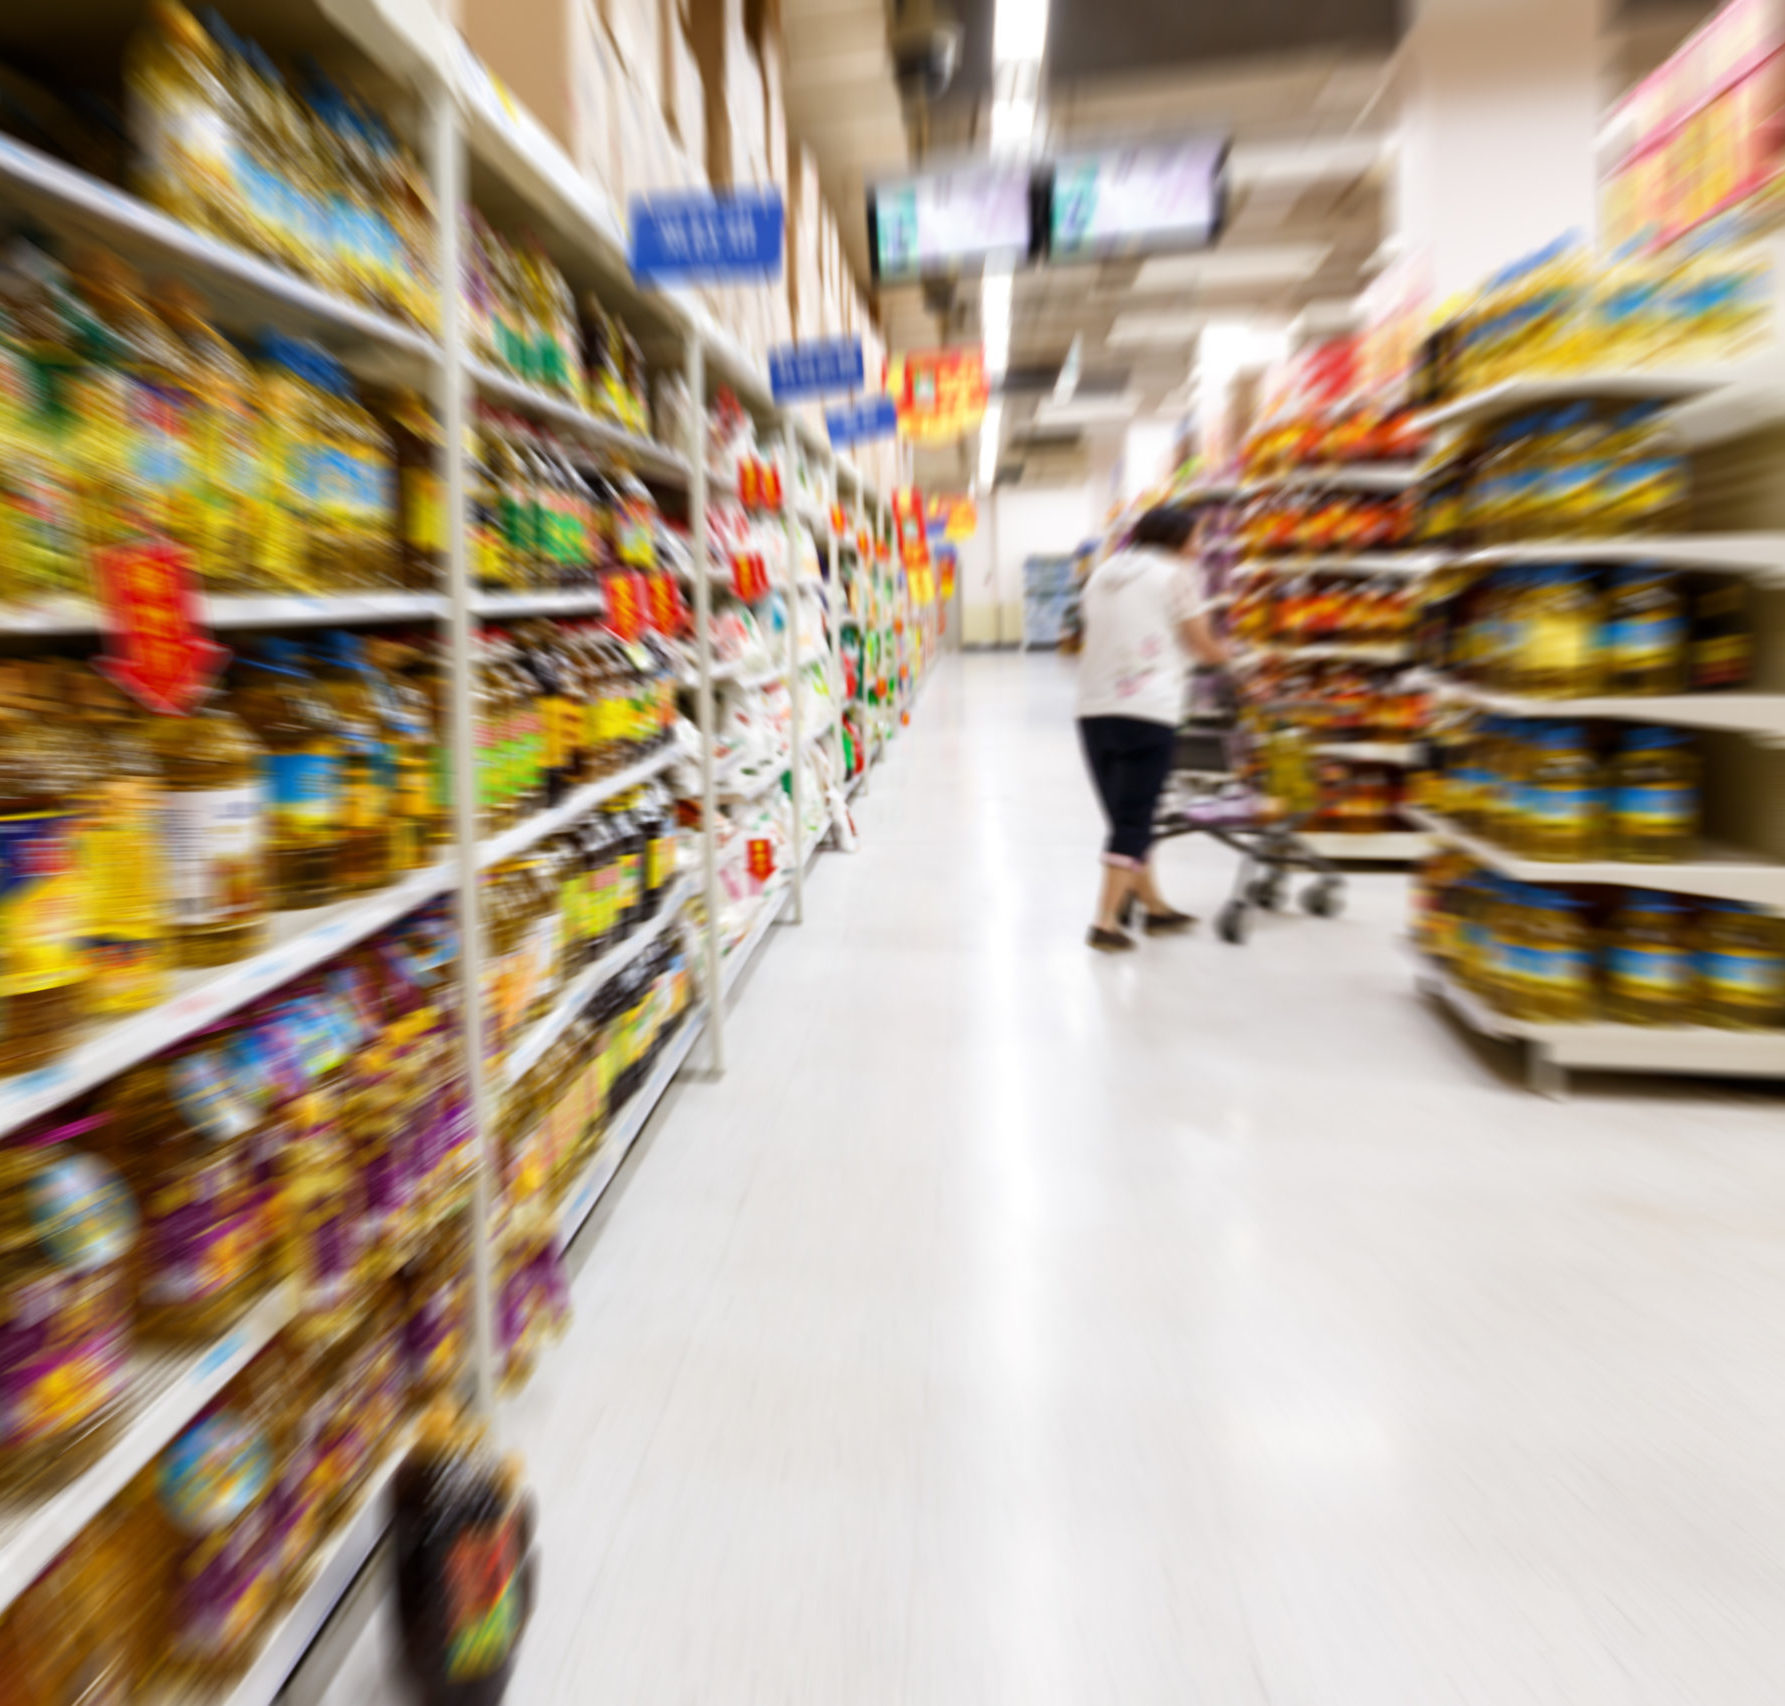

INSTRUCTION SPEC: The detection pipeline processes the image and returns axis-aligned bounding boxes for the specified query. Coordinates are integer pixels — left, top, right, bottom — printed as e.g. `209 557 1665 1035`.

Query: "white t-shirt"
1074 546 1204 725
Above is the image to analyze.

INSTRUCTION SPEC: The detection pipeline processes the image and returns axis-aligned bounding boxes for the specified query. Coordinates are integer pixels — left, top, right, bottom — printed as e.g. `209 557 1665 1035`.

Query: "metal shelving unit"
0 0 904 1689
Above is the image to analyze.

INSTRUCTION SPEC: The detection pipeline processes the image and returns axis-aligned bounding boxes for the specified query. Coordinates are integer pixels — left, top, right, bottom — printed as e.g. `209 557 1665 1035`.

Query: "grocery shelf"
1412 947 1785 1088
0 134 441 374
1453 534 1785 584
844 767 870 800
715 659 785 689
1301 830 1433 860
197 1429 416 1706
1419 672 1785 745
1236 641 1415 666
0 1286 293 1617
721 889 791 998
0 863 454 1142
468 588 607 618
555 1009 707 1250
1242 462 1422 494
467 361 691 483
1314 741 1422 764
802 709 838 747
716 762 788 802
1414 371 1719 435
1239 553 1442 578
0 591 445 635
499 877 693 1090
476 745 680 868
1402 805 1785 907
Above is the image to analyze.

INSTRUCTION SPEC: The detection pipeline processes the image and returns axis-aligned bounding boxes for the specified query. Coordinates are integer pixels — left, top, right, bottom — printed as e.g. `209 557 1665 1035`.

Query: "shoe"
1140 908 1198 934
1086 926 1135 952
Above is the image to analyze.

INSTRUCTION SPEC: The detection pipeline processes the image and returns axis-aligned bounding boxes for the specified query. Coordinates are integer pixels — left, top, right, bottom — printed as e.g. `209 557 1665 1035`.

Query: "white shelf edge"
1402 806 1785 907
716 763 788 803
1301 830 1432 860
0 1285 294 1615
1419 672 1785 744
198 1428 415 1706
844 767 869 799
1314 742 1420 764
1412 949 1785 1077
1453 534 1785 582
469 588 606 618
498 879 692 1089
0 863 454 1140
1235 641 1415 666
1413 370 1724 435
555 1008 707 1249
1238 553 1441 578
715 660 785 690
477 746 678 868
1241 462 1422 495
0 134 441 366
465 360 690 480
1 591 446 635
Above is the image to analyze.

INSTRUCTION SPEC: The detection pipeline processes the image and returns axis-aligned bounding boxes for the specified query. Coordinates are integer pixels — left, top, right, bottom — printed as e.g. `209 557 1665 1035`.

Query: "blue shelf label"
826 395 899 447
769 338 865 402
631 190 785 286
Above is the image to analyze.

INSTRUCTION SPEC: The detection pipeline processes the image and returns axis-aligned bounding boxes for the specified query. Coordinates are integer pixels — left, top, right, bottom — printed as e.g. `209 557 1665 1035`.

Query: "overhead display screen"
868 163 1037 282
1048 137 1229 260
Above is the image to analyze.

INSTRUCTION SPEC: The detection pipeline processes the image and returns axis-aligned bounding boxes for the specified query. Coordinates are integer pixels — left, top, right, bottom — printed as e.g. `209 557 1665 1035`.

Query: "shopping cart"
1152 687 1345 944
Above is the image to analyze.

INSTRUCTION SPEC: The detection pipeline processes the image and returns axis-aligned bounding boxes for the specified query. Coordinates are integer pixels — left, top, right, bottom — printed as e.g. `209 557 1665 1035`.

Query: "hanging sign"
937 546 958 600
825 394 899 448
892 487 931 572
887 349 988 445
769 337 865 402
606 571 646 639
630 189 784 286
924 494 978 542
94 540 227 715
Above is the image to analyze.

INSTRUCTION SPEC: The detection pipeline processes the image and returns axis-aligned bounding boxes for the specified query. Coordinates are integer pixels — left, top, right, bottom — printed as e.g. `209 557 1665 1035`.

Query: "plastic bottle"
151 694 268 966
1695 902 1785 1029
1518 722 1602 861
1508 886 1595 1022
1607 727 1698 862
0 662 95 1074
381 390 445 591
156 282 263 592
231 641 342 910
1514 565 1602 698
1603 891 1694 1025
126 0 243 245
1689 581 1752 692
314 631 393 892
256 336 322 592
466 417 507 593
372 637 440 872
78 670 172 1015
1602 565 1686 696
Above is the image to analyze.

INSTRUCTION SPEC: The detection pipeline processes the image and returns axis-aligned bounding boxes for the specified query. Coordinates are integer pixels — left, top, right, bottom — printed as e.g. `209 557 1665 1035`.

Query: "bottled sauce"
1696 902 1785 1029
152 695 267 967
157 282 263 592
1602 565 1686 695
103 1029 272 1338
1518 723 1601 862
256 337 323 592
314 631 392 893
609 794 643 941
0 662 94 1074
0 1113 137 1490
1603 892 1694 1025
1514 566 1601 697
467 417 508 593
641 785 677 919
372 638 440 872
310 349 397 590
1689 581 1752 691
393 1408 535 1706
79 671 172 1015
382 390 446 590
1607 727 1698 862
231 642 342 910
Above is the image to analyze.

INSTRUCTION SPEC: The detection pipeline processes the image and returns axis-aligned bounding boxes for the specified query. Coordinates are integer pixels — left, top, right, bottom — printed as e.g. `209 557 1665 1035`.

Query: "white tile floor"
318 652 1785 1706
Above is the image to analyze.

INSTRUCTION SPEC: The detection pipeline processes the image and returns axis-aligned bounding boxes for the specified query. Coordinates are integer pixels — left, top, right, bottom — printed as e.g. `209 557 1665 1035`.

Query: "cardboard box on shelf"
759 19 787 198
689 0 771 189
603 0 662 104
664 13 706 165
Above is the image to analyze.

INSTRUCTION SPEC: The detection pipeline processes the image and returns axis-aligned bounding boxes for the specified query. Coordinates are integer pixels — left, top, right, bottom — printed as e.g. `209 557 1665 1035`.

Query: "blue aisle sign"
826 395 899 447
631 190 784 286
769 337 865 402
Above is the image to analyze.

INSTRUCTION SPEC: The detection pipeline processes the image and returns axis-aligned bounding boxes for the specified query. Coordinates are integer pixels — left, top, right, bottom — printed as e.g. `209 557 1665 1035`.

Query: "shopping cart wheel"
1302 880 1344 919
1248 873 1286 910
1217 901 1251 944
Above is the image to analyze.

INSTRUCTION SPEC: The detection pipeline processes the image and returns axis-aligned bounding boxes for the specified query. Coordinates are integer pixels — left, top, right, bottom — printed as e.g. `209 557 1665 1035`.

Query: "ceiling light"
993 0 1048 67
990 95 1037 153
1226 136 1388 189
1130 245 1331 293
1034 392 1141 427
1198 319 1289 396
978 399 1004 487
981 269 1014 379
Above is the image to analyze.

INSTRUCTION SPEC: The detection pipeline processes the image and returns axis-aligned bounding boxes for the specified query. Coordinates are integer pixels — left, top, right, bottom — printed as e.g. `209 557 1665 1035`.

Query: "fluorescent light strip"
993 0 1048 67
981 269 1014 379
979 399 1004 487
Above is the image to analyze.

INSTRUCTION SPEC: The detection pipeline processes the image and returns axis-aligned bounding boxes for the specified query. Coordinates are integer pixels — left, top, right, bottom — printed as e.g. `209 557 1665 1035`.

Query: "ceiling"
780 0 1721 490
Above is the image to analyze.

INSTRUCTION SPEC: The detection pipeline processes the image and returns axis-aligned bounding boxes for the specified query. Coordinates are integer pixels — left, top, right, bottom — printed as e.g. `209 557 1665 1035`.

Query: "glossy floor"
318 653 1785 1706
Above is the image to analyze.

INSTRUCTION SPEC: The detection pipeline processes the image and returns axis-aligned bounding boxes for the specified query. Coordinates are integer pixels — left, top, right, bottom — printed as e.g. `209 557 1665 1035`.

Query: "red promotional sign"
94 540 227 715
886 349 989 444
829 503 847 534
762 461 784 513
606 571 645 639
730 552 771 600
738 458 761 509
893 487 931 571
746 837 775 882
854 528 871 559
646 572 686 636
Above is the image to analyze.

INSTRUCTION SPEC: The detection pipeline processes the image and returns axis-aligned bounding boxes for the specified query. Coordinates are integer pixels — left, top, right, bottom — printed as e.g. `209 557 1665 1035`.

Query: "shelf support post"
687 336 725 1074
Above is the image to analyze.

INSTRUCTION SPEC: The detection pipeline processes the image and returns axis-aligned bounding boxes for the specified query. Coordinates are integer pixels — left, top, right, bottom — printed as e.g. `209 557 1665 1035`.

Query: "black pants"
1078 715 1175 865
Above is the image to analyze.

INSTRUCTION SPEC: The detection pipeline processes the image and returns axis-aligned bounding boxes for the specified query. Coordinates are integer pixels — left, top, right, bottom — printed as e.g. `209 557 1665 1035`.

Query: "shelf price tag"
746 838 775 882
606 571 645 640
94 540 227 714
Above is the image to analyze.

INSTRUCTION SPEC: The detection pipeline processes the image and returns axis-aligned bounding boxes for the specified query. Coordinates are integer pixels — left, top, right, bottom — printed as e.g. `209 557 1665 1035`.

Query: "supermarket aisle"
325 652 1785 1706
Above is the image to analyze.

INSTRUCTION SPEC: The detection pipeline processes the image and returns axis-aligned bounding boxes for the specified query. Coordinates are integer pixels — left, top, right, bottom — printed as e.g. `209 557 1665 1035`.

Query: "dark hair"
1128 505 1195 551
